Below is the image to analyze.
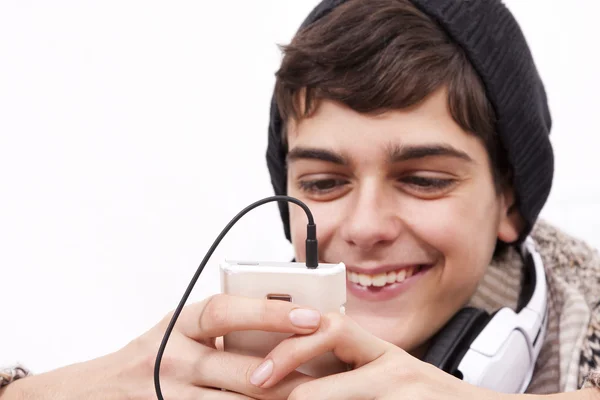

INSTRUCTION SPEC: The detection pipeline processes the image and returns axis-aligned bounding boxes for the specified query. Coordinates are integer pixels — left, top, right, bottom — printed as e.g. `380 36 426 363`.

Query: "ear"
497 185 524 243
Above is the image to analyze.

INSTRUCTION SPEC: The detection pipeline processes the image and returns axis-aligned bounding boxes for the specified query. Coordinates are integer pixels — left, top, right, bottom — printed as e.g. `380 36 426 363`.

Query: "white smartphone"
220 260 349 378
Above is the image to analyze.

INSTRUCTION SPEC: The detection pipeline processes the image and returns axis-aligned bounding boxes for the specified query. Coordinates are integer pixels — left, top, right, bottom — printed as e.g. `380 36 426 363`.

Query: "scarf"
467 220 600 393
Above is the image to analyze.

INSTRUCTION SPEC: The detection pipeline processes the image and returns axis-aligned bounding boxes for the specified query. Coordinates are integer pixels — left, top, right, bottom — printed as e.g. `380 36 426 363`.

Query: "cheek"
288 190 344 262
402 190 501 288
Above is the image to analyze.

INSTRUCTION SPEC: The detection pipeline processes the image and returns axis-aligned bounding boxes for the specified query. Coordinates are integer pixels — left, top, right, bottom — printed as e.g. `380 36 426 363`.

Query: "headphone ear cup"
422 307 491 377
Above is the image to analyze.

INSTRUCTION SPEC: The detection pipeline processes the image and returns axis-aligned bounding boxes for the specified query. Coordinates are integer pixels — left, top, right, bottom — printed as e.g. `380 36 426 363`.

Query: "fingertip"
289 308 321 329
250 359 274 387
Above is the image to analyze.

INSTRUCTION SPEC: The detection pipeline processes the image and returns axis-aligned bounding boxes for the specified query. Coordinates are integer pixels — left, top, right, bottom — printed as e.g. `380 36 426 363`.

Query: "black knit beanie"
266 0 554 243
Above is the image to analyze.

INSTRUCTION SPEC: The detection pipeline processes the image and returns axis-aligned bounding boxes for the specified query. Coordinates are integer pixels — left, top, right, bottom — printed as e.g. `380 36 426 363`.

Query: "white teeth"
348 265 423 287
396 269 407 282
372 273 387 287
386 271 397 283
358 274 372 287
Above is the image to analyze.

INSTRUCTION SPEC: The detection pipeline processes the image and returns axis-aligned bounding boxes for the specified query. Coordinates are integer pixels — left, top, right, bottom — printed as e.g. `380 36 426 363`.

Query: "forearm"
0 383 24 400
0 366 28 400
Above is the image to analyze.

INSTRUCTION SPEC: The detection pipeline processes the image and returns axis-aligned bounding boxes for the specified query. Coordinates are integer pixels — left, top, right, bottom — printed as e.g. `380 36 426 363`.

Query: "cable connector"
305 223 318 269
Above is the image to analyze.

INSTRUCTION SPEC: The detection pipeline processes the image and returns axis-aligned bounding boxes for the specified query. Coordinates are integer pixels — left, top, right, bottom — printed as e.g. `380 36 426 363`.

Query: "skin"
285 88 520 356
2 89 599 399
1 295 320 400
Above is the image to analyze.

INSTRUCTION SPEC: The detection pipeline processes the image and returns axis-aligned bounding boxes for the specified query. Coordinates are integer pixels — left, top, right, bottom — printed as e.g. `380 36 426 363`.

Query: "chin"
344 306 427 353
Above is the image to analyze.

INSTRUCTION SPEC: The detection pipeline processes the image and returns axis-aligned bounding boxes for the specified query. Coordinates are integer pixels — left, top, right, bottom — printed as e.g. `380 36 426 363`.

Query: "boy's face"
286 88 520 355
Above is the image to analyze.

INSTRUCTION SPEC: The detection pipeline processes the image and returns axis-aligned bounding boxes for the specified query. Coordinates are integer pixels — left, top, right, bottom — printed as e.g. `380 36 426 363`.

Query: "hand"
249 312 503 400
3 294 321 400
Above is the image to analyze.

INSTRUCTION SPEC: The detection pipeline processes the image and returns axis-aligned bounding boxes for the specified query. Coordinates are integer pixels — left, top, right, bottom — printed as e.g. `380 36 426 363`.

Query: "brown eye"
401 176 454 189
297 179 348 193
397 176 457 199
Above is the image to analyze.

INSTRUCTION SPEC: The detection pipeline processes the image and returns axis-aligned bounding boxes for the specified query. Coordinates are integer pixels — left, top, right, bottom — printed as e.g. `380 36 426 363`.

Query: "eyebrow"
387 143 474 163
286 147 348 165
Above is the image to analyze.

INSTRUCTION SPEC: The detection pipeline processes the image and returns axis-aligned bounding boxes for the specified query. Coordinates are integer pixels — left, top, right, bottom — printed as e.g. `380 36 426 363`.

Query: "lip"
346 264 433 302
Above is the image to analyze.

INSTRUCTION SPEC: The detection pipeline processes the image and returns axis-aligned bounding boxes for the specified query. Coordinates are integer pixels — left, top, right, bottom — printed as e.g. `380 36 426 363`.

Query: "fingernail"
250 359 273 387
289 308 321 328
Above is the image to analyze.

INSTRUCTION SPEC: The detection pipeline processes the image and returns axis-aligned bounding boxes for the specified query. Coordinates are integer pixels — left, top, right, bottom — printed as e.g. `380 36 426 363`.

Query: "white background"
0 0 599 374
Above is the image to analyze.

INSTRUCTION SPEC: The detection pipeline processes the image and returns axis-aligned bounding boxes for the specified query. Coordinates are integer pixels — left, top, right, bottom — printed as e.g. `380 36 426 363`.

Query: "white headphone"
423 237 548 393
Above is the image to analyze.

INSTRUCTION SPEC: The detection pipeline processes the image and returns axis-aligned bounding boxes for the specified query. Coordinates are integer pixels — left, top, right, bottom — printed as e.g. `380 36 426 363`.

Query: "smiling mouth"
347 265 429 288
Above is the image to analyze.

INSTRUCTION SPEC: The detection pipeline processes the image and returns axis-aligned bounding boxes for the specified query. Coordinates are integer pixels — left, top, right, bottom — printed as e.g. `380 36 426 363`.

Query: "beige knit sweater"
468 220 600 393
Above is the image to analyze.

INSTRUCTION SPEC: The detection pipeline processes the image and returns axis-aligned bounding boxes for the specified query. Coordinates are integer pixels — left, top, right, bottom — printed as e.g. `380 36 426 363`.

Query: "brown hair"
274 0 512 190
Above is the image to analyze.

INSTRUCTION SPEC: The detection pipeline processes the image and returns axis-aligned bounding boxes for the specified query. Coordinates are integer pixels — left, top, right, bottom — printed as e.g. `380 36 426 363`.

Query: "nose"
339 182 403 252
